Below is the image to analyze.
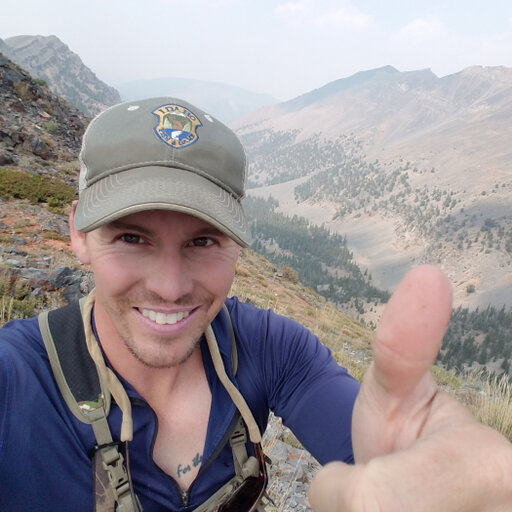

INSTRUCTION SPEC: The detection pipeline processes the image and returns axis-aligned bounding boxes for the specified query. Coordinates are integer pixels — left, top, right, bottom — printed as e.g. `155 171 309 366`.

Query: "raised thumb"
372 265 452 397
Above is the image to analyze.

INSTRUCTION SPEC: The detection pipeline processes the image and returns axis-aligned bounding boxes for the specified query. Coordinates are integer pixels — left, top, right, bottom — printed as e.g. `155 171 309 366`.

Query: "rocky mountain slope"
0 35 120 117
232 65 512 310
0 51 87 172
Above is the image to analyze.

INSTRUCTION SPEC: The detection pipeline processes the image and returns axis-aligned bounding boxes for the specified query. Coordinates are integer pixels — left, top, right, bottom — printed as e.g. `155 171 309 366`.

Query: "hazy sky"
1 0 512 101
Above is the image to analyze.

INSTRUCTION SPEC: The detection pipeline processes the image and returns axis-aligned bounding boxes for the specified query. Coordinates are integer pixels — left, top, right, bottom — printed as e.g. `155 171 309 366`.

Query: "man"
0 97 510 511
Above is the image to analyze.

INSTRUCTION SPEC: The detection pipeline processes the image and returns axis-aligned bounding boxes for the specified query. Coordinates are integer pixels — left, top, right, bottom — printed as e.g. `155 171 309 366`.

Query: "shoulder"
0 310 90 428
0 316 49 434
221 297 359 460
224 296 315 345
222 296 337 384
0 316 50 393
0 314 96 509
0 316 44 360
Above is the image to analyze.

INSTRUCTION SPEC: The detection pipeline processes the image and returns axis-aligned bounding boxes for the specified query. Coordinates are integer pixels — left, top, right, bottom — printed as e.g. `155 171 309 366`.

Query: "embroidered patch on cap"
152 103 203 148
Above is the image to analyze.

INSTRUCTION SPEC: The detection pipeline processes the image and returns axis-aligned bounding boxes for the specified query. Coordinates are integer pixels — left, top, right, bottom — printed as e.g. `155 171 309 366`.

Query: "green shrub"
0 270 39 325
34 78 48 87
13 81 31 100
42 121 58 133
0 168 77 209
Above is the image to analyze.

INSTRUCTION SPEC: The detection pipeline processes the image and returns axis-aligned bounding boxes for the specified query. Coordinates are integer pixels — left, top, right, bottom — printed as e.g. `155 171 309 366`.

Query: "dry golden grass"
230 248 512 441
231 249 373 355
0 296 14 326
455 370 512 441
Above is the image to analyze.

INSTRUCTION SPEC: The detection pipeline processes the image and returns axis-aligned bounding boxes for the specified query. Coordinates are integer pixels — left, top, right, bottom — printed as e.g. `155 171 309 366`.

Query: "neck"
92 307 206 405
128 346 205 404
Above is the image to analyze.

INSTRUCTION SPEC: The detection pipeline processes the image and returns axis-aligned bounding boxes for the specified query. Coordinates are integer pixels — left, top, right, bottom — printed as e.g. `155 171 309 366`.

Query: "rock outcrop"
0 51 87 177
1 35 120 117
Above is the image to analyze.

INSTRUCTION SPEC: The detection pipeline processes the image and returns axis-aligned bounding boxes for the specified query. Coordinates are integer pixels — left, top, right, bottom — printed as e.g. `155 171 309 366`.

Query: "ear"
69 201 91 265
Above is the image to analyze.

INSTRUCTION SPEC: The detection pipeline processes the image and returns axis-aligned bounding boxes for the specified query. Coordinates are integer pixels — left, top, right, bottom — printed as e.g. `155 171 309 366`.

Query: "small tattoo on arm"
177 453 203 479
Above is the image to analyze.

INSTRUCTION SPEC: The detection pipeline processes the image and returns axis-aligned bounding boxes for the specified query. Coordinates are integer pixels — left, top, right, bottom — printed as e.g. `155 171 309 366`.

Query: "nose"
144 248 195 303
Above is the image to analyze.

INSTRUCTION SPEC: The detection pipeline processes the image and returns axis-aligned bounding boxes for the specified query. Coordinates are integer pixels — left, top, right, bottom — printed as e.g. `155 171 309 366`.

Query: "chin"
126 335 201 369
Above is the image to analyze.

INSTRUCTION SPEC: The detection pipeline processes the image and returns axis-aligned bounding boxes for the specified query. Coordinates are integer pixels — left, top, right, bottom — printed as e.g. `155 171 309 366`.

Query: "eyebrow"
106 219 227 239
106 219 154 236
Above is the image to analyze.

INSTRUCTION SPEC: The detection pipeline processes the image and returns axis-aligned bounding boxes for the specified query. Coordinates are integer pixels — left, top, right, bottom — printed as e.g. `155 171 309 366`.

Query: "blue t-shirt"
0 296 359 511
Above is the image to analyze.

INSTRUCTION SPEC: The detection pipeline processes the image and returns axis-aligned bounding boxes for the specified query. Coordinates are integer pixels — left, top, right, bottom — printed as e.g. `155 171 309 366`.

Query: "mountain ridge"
232 65 512 310
1 33 280 123
1 34 121 117
280 65 437 113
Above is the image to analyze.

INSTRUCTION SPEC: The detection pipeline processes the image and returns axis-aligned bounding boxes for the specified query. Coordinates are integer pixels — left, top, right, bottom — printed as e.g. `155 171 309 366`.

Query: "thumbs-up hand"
309 266 512 512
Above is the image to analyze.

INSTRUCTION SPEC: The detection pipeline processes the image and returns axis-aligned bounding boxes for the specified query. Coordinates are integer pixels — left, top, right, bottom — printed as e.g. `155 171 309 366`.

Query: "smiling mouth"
139 308 191 325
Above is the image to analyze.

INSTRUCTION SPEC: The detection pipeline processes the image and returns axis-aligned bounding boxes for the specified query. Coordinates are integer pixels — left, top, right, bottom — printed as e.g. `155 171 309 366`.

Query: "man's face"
71 209 240 369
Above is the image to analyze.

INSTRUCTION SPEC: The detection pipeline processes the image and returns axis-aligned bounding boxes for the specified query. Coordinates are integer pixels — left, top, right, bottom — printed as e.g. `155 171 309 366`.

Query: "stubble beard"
126 333 202 369
108 292 217 369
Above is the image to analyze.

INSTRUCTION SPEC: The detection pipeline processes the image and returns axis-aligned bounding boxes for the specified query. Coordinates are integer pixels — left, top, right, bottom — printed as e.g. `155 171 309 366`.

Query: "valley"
248 177 420 295
233 66 512 311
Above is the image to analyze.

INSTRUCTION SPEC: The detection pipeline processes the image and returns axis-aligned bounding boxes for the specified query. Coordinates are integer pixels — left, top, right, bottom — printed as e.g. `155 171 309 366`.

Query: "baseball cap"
74 97 250 246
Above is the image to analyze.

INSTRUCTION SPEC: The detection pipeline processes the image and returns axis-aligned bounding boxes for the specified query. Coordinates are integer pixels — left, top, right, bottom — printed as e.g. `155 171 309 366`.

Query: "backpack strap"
38 295 140 512
38 297 111 422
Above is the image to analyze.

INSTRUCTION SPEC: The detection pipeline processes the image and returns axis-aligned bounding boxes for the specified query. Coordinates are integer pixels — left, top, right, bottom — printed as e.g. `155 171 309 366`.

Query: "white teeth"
140 308 189 325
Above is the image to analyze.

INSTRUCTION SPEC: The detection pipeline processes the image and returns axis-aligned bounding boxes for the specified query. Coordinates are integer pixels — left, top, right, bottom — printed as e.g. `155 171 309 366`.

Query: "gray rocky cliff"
2 35 120 117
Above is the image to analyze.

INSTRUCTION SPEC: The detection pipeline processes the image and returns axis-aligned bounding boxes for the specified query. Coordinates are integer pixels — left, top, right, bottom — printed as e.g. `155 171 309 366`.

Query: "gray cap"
74 97 249 246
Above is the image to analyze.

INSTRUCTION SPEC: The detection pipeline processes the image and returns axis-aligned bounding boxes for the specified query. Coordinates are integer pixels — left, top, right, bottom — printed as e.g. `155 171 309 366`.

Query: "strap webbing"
38 298 111 423
39 293 138 511
81 290 133 442
205 321 262 444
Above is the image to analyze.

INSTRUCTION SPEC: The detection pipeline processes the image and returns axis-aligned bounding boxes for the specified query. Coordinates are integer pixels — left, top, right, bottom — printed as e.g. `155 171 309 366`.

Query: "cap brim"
74 166 250 247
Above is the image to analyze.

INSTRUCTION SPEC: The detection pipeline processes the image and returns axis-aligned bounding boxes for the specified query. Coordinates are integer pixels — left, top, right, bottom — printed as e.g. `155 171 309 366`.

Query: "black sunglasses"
217 443 268 512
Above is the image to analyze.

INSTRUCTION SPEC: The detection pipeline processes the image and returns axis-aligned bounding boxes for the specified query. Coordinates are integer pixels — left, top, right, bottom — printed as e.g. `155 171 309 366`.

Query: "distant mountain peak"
281 66 439 112
4 34 63 49
2 34 120 117
237 64 512 310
